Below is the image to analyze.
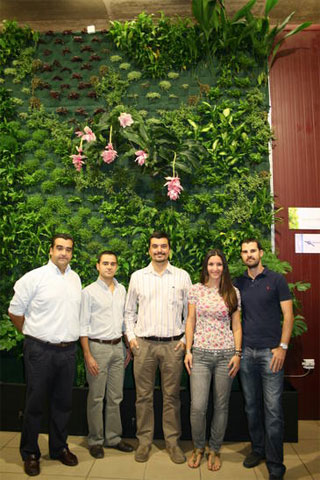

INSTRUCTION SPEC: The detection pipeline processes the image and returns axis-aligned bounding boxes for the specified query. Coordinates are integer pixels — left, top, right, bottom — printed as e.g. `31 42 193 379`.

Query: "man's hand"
124 347 132 367
270 347 286 373
174 341 185 352
85 353 99 376
228 355 240 378
129 338 139 351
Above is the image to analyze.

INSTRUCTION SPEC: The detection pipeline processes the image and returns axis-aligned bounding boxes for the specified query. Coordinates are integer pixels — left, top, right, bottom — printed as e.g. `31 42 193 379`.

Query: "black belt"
89 337 122 345
142 333 183 342
25 334 76 348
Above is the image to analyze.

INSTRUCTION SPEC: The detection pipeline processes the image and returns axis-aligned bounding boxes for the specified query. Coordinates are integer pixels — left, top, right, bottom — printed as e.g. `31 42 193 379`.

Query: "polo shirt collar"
244 266 268 280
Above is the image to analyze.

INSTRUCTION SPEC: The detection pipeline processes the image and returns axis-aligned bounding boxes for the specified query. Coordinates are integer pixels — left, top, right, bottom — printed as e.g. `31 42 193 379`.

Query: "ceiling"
0 0 318 32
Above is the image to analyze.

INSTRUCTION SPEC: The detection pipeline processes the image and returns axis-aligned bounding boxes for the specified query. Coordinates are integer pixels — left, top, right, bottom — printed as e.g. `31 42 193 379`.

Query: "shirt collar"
96 277 119 291
244 266 267 279
145 261 173 275
48 259 71 275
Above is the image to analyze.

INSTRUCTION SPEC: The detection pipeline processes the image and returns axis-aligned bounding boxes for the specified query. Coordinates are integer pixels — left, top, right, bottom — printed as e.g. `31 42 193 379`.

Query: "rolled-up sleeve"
8 272 36 316
124 274 138 342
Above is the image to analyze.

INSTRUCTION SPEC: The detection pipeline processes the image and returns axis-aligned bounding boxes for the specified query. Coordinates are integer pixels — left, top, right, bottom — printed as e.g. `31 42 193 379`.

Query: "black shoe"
55 447 78 466
107 440 133 452
24 454 40 476
269 476 283 480
243 451 265 468
89 444 104 459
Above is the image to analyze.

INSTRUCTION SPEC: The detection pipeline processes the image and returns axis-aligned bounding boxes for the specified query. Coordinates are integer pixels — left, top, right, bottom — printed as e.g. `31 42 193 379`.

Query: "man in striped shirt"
125 231 192 464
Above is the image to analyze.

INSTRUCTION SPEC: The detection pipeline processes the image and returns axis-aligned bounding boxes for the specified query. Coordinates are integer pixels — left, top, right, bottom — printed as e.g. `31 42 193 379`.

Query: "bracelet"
186 349 192 355
235 352 242 358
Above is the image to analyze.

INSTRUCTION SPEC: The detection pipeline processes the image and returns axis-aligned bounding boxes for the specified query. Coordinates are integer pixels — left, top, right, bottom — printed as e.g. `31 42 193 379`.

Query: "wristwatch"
279 342 288 350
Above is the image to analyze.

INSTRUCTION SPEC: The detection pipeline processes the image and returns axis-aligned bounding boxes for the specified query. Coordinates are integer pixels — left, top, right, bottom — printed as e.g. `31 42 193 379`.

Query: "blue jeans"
240 347 286 478
190 349 233 452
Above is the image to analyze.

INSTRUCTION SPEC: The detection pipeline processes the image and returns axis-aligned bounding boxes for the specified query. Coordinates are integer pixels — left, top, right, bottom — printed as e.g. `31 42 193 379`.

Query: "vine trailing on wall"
0 4 311 385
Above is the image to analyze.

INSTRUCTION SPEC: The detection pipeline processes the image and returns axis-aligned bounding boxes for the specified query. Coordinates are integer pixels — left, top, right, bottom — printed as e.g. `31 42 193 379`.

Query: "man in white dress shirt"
80 251 133 459
125 231 192 464
8 233 82 477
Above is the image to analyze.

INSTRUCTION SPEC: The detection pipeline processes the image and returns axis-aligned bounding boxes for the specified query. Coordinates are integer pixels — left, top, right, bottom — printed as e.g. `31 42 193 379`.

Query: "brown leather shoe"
55 447 78 466
24 454 40 476
89 444 104 458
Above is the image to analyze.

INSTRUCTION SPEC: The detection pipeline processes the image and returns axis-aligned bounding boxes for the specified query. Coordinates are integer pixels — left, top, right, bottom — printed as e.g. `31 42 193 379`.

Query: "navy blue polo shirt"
234 267 292 349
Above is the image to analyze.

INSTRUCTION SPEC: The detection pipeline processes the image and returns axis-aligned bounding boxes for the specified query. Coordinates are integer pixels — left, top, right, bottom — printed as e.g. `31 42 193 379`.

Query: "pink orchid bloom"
75 130 83 137
82 126 96 142
135 150 148 166
164 176 184 201
118 112 134 128
101 142 118 164
70 152 86 172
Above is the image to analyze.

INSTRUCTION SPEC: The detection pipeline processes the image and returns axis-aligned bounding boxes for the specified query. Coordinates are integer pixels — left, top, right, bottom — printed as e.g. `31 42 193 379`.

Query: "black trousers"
20 337 76 460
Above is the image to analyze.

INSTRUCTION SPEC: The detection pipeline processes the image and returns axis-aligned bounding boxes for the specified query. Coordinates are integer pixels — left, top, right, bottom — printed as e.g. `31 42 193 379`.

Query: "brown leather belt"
25 334 76 348
89 337 122 345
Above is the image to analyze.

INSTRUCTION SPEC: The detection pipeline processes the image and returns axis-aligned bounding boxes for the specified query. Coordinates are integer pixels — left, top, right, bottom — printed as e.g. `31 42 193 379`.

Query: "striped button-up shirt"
124 262 192 342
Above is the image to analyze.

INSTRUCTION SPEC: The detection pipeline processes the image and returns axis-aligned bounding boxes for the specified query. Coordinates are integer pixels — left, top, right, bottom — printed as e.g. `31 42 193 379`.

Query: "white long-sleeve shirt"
80 277 126 340
9 260 81 342
124 262 192 342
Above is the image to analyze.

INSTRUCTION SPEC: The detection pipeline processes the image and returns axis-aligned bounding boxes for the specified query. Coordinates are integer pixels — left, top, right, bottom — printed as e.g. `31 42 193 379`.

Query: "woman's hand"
184 352 193 375
228 355 240 378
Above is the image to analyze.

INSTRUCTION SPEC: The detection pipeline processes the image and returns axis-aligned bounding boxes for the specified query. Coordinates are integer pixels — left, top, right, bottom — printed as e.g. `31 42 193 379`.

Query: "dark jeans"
20 337 76 460
240 347 286 478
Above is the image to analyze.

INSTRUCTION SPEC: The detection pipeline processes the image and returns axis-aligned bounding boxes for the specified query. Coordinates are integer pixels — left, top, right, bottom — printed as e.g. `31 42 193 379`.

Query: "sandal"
188 448 205 468
207 450 221 471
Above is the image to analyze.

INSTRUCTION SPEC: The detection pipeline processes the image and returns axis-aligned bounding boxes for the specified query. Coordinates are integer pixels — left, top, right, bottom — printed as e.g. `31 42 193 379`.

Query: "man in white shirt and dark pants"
125 231 192 464
8 233 82 477
80 250 133 459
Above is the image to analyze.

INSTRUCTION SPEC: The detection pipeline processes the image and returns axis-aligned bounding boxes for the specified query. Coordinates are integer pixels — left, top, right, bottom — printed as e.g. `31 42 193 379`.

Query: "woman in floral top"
184 249 242 471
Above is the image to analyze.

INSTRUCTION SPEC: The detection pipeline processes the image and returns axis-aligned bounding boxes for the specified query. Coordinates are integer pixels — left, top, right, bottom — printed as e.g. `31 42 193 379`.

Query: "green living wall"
0 0 310 385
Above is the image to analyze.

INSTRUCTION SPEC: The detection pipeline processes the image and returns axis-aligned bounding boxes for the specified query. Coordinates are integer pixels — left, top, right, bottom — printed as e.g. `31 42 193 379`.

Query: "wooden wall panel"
270 28 320 419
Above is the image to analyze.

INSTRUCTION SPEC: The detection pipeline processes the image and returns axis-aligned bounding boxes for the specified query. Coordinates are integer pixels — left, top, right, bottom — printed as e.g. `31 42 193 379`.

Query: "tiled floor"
0 421 319 479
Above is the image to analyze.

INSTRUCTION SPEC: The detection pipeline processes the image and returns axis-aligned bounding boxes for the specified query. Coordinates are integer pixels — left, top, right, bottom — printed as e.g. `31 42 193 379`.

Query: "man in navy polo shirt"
234 239 294 480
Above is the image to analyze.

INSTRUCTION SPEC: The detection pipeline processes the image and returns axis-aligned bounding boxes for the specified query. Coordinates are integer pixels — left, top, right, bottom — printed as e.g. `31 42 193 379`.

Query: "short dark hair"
51 233 74 250
241 238 263 251
149 231 170 248
97 250 118 263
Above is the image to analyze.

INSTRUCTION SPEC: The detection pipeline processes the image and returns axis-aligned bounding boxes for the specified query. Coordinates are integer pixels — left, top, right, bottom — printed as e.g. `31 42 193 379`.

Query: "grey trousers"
132 337 184 447
86 340 125 447
190 349 234 452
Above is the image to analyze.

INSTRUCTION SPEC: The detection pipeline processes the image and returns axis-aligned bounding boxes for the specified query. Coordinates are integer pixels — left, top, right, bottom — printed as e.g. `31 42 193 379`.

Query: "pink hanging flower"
75 126 96 142
118 112 134 128
82 126 96 142
135 150 148 166
70 147 86 172
164 176 184 201
101 142 118 164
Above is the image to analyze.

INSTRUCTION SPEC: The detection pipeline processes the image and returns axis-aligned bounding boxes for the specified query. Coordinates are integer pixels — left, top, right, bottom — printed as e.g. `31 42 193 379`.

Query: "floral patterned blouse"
188 283 241 351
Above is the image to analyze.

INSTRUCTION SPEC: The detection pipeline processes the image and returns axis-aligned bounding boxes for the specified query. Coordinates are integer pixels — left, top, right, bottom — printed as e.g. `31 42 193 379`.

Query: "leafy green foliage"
0 20 39 73
108 12 202 78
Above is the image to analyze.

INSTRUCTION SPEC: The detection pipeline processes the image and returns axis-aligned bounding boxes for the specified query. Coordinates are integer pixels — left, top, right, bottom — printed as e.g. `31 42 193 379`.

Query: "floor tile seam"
288 443 317 478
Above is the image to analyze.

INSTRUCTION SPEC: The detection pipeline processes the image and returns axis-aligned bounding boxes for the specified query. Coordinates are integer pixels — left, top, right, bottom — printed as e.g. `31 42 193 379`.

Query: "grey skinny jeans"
190 348 234 452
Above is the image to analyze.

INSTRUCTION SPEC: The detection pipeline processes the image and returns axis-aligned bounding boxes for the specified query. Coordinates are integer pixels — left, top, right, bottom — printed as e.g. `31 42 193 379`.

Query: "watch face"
280 343 288 350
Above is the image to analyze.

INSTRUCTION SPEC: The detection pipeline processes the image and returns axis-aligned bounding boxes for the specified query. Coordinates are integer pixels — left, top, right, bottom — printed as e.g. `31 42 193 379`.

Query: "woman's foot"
188 448 204 468
207 451 221 471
